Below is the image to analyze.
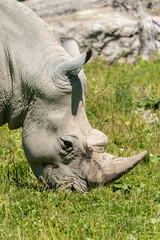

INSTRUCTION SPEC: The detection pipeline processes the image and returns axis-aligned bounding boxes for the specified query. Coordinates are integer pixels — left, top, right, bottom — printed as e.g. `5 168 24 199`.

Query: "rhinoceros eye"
60 136 78 153
62 140 73 151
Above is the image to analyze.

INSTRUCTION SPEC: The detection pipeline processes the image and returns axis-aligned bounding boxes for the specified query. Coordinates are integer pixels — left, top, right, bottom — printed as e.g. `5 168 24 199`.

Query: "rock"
24 0 104 17
24 0 160 63
135 108 159 124
24 0 160 17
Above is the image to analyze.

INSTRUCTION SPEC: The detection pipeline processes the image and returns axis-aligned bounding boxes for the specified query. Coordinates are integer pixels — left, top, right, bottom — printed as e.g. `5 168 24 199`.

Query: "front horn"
80 151 147 186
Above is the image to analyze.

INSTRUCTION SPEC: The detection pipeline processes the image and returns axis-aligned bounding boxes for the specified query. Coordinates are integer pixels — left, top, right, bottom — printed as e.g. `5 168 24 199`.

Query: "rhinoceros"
0 0 147 192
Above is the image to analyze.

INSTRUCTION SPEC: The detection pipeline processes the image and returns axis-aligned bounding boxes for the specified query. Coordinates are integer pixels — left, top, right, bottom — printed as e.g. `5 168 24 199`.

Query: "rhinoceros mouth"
41 161 88 193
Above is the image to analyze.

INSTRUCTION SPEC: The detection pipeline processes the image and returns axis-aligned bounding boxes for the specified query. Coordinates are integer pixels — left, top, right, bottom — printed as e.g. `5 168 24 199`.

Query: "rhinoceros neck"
0 0 68 129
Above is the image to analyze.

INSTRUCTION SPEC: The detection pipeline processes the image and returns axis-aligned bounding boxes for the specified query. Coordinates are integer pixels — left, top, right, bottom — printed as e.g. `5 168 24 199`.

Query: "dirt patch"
81 145 93 162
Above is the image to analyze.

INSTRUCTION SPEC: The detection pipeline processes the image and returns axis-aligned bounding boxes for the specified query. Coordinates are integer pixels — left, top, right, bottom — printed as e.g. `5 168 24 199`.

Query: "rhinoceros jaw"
42 163 88 193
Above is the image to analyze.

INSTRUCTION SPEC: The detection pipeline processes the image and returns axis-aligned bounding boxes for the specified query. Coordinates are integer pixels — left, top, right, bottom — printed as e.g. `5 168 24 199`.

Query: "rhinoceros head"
22 38 147 192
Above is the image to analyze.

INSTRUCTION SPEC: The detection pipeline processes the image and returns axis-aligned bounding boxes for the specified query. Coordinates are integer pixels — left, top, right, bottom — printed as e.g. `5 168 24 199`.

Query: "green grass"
0 59 160 239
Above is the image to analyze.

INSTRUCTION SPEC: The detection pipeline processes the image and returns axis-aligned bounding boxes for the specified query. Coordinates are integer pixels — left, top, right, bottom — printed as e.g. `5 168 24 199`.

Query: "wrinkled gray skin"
0 0 147 193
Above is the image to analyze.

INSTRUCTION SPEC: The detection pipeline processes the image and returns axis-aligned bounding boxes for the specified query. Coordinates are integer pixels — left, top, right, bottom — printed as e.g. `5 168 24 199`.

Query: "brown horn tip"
103 150 147 184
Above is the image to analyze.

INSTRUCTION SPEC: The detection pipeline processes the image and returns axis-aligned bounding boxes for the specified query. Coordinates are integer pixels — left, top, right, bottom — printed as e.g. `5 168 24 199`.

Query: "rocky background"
24 0 160 63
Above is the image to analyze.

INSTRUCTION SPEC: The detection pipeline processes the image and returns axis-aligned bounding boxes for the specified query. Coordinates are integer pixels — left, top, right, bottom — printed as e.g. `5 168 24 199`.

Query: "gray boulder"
25 0 160 63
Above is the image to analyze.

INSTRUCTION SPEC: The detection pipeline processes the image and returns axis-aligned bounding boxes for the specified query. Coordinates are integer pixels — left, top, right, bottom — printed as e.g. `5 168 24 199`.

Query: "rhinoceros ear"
53 48 92 77
61 38 80 58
